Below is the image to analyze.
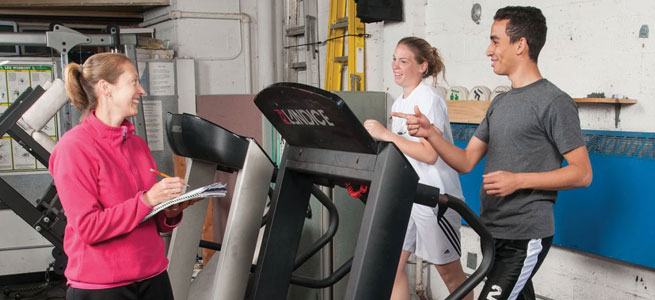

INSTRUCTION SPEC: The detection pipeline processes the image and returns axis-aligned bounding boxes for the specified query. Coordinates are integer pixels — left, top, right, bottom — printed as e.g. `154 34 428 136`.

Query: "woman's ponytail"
64 63 89 112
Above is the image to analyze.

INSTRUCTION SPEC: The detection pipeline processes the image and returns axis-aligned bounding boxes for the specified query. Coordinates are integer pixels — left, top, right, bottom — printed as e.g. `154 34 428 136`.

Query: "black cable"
284 33 371 49
2 262 66 300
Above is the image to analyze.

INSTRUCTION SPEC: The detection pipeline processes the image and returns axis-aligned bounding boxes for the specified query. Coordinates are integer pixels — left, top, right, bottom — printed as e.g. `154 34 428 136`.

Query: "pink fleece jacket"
49 112 180 288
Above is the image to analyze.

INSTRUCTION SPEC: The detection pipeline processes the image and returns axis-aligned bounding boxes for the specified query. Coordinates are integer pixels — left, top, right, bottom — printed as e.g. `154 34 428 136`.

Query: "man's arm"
393 106 487 173
482 145 593 197
425 129 487 174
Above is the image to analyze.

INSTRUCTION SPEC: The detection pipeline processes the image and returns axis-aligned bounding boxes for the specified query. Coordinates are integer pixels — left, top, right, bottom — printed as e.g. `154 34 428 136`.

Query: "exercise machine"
252 82 494 300
0 80 70 276
164 113 275 300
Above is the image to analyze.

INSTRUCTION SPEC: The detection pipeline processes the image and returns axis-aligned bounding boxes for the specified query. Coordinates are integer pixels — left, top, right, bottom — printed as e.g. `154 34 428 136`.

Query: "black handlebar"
439 193 495 300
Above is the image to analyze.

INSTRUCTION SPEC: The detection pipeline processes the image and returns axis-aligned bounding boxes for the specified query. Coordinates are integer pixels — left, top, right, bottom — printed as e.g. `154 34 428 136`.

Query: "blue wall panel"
453 126 655 268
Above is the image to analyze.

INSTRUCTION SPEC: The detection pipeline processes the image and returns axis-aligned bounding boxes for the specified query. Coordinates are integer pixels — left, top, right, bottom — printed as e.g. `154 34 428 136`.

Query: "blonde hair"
64 53 132 113
397 37 446 86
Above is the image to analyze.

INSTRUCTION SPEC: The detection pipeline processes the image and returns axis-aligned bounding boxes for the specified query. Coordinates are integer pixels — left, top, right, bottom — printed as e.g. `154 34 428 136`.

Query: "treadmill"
164 113 275 300
251 82 494 300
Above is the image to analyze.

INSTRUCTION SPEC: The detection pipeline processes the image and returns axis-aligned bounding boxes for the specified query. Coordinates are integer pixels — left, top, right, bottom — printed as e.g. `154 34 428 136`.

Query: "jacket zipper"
120 126 142 191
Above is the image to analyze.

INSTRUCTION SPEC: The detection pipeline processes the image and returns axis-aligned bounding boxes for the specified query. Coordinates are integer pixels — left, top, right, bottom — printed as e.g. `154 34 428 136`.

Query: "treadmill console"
166 112 249 172
255 82 378 154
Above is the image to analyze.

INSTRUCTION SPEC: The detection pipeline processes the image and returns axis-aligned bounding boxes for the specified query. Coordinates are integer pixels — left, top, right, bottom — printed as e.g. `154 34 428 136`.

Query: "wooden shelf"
573 98 637 128
573 98 637 104
446 98 638 125
446 100 490 124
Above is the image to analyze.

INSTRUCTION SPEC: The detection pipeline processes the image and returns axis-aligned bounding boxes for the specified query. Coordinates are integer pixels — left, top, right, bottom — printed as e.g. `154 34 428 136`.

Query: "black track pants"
478 236 553 300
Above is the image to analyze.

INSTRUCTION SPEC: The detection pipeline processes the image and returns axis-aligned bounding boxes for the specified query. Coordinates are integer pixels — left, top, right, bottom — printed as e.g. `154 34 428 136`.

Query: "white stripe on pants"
508 238 543 300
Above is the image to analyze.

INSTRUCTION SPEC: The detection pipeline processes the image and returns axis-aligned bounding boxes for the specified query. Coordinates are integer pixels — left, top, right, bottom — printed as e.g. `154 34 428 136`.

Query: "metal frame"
164 113 276 300
186 140 275 300
0 87 65 258
249 143 419 300
166 159 217 300
0 25 142 137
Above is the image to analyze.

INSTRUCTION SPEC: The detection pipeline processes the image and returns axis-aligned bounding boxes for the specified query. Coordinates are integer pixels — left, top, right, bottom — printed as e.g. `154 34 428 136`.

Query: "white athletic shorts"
402 203 462 265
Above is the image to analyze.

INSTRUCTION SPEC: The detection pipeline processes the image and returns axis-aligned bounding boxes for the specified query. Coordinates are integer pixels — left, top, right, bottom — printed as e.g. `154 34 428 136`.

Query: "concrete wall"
143 0 259 95
365 0 655 133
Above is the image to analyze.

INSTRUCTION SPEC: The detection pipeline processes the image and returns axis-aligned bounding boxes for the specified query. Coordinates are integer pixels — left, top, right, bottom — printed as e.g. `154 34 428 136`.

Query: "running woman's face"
392 43 427 89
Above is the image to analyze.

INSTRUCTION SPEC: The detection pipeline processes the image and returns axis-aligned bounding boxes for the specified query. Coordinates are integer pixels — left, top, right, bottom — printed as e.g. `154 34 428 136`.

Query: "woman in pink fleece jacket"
49 53 190 300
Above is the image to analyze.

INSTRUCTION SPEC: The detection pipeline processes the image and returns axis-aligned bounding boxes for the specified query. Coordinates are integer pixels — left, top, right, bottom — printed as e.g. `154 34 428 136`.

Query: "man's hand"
392 105 440 138
364 119 392 141
482 171 522 197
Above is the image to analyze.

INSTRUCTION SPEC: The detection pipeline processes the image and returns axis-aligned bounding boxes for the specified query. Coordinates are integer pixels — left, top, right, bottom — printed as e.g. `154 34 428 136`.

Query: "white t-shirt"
391 81 464 215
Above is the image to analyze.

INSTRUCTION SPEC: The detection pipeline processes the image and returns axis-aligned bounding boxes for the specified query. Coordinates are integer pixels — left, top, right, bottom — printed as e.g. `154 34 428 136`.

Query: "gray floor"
0 279 66 300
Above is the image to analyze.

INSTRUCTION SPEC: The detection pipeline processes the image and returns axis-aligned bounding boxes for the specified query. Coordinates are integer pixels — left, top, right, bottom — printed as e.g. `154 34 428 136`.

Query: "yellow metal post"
325 0 365 91
325 0 347 91
347 0 365 91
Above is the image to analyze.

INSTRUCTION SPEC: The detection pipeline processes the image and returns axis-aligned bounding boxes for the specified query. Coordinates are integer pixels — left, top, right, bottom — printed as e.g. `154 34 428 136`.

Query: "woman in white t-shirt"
364 37 472 300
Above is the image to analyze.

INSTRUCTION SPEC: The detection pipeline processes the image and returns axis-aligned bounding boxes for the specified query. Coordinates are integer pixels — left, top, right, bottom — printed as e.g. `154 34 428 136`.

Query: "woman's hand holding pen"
143 177 187 207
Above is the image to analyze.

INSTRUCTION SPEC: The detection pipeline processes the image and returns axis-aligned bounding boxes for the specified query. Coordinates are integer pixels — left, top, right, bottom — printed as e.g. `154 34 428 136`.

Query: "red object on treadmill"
345 182 369 198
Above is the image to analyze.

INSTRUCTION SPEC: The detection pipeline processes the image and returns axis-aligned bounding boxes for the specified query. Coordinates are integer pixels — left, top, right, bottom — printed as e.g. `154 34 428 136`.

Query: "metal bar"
285 25 305 36
283 146 377 182
0 244 53 252
0 31 138 47
167 160 217 300
343 142 419 300
206 140 275 300
0 32 46 46
292 184 339 270
290 257 352 288
250 156 314 300
8 126 51 166
0 87 40 136
0 178 63 250
441 194 494 300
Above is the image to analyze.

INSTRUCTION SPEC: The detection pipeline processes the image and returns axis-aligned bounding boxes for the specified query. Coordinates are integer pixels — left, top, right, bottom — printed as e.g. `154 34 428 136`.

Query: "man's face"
486 19 516 76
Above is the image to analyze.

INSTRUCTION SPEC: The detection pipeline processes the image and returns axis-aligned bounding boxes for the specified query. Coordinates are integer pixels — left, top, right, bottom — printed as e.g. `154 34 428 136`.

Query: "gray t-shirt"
473 78 585 239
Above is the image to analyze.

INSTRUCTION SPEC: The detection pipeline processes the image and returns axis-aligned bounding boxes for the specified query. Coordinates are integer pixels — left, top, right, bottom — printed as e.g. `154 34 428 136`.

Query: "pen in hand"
150 168 190 186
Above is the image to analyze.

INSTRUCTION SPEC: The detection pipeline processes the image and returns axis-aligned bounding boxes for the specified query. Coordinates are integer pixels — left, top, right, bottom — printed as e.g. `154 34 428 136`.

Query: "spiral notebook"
142 182 227 221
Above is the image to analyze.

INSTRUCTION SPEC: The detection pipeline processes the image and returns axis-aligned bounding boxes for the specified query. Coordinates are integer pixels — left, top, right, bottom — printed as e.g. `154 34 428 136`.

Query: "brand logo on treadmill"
273 109 335 127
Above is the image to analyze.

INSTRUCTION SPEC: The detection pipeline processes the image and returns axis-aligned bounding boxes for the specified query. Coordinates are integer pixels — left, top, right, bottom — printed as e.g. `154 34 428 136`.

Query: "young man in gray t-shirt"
394 6 593 300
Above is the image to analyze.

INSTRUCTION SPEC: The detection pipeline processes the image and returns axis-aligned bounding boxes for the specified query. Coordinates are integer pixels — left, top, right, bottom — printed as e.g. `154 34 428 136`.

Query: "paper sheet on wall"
12 139 36 169
7 70 30 103
0 105 7 137
148 62 175 96
142 100 165 151
0 71 7 103
30 70 52 88
0 138 12 170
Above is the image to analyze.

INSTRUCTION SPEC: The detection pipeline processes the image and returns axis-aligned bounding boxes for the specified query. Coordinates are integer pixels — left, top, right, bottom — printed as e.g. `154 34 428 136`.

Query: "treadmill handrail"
293 185 339 270
439 194 495 300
